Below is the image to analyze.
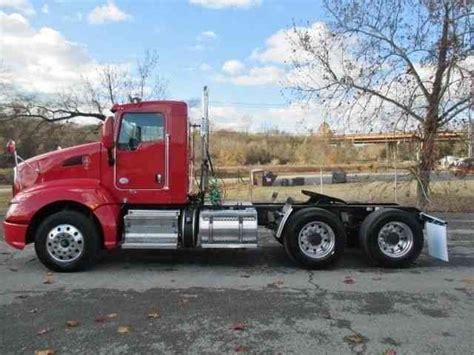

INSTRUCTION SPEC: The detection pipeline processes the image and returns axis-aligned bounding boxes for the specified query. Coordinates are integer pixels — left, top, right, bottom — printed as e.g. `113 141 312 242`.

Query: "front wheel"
34 210 101 272
283 208 346 269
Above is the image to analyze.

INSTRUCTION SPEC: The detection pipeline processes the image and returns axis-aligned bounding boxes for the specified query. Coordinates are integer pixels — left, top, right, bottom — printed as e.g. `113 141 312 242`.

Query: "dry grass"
0 188 11 215
0 180 471 215
223 179 474 212
0 168 13 185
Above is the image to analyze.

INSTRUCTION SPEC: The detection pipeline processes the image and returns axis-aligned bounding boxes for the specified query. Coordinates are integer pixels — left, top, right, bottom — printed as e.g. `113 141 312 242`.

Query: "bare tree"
288 0 472 206
136 49 167 100
1 50 167 123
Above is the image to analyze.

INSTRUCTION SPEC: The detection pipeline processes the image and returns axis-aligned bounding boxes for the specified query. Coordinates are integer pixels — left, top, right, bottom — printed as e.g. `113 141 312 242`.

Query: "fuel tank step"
121 210 179 249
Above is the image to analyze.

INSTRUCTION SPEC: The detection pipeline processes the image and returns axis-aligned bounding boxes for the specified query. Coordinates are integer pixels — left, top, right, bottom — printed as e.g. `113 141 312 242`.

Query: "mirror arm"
16 153 40 173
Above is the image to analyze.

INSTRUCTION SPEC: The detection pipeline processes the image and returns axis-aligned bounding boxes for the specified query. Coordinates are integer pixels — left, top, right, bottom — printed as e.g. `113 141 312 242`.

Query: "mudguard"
6 179 121 249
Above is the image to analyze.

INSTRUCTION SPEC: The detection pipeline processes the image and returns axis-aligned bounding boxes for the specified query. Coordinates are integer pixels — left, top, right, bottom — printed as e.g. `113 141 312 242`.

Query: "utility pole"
469 72 473 158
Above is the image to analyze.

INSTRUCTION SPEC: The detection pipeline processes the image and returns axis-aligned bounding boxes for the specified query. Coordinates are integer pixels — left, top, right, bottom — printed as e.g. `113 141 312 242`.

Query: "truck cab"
5 101 191 263
10 101 189 204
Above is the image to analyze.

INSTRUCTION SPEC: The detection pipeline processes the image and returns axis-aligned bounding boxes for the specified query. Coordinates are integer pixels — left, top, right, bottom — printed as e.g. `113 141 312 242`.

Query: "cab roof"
111 100 187 113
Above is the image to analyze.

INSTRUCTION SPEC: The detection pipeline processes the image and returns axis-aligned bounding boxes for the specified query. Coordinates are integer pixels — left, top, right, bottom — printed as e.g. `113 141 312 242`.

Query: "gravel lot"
0 213 473 354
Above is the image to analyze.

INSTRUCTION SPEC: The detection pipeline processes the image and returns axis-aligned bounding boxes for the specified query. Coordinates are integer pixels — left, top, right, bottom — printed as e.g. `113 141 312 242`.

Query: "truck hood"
16 142 102 193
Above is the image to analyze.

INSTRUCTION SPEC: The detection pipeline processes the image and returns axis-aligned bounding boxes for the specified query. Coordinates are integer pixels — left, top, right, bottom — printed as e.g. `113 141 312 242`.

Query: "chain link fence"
222 165 474 212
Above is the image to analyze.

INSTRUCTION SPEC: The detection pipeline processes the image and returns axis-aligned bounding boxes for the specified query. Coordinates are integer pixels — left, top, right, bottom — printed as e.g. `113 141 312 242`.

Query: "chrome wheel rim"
377 222 413 258
46 224 84 263
298 221 336 259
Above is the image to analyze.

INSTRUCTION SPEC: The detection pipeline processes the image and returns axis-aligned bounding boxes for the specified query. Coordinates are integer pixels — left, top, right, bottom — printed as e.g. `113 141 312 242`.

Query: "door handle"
156 174 162 184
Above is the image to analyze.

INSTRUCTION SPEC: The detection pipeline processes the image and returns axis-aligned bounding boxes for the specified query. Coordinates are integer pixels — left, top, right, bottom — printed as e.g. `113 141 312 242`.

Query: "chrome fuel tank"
198 208 258 248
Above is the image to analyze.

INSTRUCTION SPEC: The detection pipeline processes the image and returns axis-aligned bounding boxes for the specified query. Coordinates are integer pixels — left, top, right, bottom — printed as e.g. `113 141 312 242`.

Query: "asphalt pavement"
0 213 473 354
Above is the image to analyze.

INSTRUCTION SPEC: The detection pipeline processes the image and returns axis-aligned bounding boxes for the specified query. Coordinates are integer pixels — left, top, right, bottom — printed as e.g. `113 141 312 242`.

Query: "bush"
0 168 13 185
244 143 272 165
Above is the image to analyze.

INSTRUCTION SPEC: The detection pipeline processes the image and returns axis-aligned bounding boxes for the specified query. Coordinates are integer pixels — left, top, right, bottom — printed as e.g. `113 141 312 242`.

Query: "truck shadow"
98 246 471 272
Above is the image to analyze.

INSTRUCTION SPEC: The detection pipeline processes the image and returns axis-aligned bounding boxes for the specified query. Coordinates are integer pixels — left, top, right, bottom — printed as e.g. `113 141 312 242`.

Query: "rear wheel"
359 208 423 268
34 210 101 272
283 208 346 269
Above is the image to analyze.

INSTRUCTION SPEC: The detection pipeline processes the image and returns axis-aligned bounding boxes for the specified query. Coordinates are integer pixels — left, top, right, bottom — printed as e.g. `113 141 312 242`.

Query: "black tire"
359 208 423 268
34 210 101 272
283 208 346 269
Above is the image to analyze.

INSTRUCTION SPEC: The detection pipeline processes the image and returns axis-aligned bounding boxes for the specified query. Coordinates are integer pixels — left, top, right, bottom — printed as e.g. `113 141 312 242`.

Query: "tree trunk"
416 2 451 208
417 116 438 208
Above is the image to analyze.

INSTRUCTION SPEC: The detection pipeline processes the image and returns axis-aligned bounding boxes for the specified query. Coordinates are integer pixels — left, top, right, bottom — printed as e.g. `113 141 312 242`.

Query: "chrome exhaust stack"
200 86 210 199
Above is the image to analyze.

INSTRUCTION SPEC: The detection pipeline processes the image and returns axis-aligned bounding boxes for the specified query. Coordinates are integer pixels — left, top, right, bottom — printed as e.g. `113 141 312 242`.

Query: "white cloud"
222 60 245 75
41 3 48 14
0 11 96 93
252 22 329 64
189 0 261 10
189 104 253 131
219 22 352 90
189 102 329 133
197 30 217 41
218 65 284 86
190 30 218 51
216 23 332 88
0 0 35 15
87 1 131 25
250 29 289 63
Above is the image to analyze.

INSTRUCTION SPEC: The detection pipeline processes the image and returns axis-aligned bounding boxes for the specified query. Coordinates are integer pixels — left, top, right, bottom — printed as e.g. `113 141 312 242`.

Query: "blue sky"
2 1 472 133
31 0 324 101
1 0 331 132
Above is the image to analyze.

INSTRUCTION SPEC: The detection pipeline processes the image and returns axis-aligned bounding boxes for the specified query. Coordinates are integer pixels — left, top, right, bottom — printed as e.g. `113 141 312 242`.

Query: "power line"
209 100 288 108
209 100 330 108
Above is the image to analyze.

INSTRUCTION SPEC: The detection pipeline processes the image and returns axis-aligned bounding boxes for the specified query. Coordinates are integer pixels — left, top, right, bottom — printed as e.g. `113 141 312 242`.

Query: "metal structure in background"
468 1 473 158
469 109 473 159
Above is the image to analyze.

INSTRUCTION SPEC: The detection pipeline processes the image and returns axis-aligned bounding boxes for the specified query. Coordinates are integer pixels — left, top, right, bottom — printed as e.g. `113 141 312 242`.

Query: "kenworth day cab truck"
3 88 448 272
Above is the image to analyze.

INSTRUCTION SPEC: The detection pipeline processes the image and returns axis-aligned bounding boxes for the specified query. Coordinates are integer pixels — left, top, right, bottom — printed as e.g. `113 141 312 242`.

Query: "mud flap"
421 213 448 262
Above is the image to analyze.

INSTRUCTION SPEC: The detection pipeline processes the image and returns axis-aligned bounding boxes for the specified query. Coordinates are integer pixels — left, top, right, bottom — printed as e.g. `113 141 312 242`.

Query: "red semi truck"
3 88 447 272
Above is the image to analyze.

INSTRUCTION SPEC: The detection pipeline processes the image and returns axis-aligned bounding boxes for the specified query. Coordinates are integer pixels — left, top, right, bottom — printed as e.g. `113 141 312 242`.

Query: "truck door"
115 112 167 190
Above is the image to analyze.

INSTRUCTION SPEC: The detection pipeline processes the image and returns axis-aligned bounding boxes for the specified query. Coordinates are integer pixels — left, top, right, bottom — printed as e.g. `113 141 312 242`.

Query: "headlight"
5 202 18 220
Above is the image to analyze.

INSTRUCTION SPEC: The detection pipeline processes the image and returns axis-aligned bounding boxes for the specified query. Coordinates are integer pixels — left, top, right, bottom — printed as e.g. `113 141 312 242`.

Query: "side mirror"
101 117 115 165
6 140 16 154
101 117 115 150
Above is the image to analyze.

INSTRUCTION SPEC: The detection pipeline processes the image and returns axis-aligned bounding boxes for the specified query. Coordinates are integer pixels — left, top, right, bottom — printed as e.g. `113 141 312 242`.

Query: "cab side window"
118 113 165 150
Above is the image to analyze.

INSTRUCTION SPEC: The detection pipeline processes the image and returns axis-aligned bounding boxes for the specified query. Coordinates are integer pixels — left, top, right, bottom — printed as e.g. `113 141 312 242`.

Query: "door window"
118 113 165 150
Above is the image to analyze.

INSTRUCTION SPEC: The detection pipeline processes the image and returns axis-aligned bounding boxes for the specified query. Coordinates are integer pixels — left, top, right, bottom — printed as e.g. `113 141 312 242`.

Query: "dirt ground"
1 212 473 354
